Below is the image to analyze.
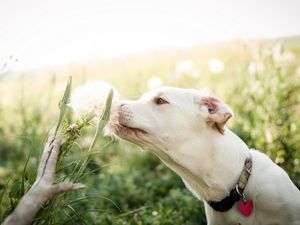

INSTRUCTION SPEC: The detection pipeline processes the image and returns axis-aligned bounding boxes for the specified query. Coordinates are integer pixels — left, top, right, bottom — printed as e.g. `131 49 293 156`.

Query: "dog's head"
109 87 233 152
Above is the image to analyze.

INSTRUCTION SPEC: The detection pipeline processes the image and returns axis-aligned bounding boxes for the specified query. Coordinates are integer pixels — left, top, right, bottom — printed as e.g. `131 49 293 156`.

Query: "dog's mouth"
114 123 148 138
106 106 148 139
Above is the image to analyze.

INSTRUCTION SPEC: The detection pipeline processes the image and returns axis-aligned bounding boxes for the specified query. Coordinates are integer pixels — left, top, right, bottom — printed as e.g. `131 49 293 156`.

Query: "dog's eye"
155 97 169 105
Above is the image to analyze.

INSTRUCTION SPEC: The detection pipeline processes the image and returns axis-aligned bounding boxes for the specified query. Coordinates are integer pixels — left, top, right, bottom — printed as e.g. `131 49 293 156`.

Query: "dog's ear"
196 96 233 134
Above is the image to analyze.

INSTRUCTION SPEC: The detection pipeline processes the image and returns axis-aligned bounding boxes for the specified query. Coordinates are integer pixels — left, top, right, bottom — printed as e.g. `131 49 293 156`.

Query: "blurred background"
0 0 300 224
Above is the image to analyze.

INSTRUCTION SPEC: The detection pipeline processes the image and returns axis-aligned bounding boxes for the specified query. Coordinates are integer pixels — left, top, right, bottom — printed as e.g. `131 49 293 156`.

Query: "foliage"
228 43 300 186
0 40 300 224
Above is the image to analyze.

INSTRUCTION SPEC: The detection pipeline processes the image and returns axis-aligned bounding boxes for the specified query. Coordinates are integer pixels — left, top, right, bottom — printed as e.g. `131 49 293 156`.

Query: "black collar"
207 155 252 212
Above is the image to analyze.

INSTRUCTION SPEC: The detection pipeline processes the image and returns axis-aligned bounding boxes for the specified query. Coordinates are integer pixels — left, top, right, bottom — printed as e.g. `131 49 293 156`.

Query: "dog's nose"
119 102 129 111
119 100 132 108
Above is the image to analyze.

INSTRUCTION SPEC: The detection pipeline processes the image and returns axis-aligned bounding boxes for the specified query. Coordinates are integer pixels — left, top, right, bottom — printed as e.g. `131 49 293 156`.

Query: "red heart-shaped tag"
237 200 253 217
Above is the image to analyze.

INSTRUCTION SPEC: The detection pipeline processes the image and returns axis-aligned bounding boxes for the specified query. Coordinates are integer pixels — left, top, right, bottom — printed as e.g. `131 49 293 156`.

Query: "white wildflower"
147 76 163 90
174 60 200 79
208 58 224 74
70 80 120 119
175 60 193 75
152 211 158 216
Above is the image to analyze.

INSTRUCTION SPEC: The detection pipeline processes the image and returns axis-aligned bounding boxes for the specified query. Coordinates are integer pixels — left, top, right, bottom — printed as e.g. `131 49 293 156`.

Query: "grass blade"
21 149 32 195
54 76 72 137
74 90 113 181
66 204 88 225
88 89 114 152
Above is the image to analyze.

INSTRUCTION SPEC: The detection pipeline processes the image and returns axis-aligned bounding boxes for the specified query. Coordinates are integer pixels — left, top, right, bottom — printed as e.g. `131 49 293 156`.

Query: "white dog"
108 87 300 225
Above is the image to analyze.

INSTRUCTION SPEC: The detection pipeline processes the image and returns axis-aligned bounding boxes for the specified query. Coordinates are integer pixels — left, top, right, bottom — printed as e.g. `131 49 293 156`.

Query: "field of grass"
0 39 300 224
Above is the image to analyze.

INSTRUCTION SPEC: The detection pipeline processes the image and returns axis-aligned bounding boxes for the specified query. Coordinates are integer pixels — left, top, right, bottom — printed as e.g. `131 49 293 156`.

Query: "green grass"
0 39 300 224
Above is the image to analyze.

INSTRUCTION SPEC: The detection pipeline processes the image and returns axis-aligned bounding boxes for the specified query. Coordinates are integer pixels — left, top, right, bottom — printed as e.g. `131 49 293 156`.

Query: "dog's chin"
106 122 164 152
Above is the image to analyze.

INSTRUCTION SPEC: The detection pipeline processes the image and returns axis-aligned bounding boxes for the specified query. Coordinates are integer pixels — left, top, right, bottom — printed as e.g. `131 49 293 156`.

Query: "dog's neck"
152 128 250 202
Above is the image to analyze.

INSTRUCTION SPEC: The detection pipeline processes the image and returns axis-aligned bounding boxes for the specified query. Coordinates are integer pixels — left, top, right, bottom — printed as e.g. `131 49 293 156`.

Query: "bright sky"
0 0 300 72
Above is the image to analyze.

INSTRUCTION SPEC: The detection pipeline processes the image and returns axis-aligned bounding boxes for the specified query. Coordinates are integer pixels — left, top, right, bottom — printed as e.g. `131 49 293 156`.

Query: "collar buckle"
235 184 247 203
208 154 252 212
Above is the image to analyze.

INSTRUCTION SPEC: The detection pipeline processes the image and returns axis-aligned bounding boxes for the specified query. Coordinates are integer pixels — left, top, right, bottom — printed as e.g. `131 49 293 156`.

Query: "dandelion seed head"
70 81 120 119
208 58 224 74
176 60 194 74
147 76 163 90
